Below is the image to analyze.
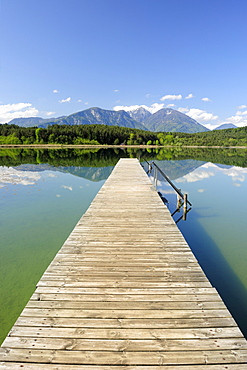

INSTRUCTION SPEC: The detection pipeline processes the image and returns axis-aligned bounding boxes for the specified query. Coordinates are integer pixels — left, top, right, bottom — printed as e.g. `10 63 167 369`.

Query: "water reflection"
0 146 247 169
153 158 247 337
1 147 247 343
176 162 247 185
144 160 192 224
0 166 41 187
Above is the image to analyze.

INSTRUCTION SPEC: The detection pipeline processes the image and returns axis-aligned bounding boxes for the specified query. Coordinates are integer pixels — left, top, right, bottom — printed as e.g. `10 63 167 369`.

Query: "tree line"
174 126 247 146
0 123 247 146
0 124 158 145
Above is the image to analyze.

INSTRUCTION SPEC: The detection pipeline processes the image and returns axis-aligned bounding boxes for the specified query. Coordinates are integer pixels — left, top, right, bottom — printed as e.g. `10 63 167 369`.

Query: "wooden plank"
48 259 200 265
1 348 247 365
8 326 243 339
37 279 212 288
1 158 247 368
14 316 238 329
1 364 247 370
20 308 231 319
34 287 216 294
26 300 225 310
30 293 223 302
3 337 247 351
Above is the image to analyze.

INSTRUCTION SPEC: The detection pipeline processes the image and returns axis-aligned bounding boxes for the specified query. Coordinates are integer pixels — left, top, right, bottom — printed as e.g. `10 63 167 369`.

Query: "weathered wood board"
1 158 247 369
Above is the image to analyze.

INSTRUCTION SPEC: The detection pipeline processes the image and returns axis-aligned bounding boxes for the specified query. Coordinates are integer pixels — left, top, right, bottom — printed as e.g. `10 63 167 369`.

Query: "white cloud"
114 105 141 112
176 170 215 183
53 89 59 93
149 103 165 113
198 189 206 193
45 111 55 116
114 90 119 92
212 164 247 183
185 94 194 99
47 173 57 178
78 99 82 103
202 97 211 102
160 94 182 101
178 107 218 122
178 162 247 185
61 185 73 191
85 102 89 105
226 168 246 182
178 107 188 114
0 167 41 186
203 123 221 130
0 103 39 124
236 110 247 116
166 104 176 108
159 188 175 195
59 97 71 103
237 105 247 110
225 114 247 127
113 103 165 114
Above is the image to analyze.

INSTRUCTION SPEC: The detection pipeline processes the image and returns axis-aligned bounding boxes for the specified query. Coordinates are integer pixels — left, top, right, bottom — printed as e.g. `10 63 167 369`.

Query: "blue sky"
1 0 247 129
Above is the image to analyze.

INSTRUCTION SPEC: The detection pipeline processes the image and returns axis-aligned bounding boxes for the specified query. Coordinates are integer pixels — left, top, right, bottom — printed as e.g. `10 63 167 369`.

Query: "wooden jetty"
1 158 247 369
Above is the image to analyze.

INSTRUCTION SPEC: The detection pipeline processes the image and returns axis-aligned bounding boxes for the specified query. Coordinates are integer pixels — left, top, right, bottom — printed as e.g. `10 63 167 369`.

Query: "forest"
175 126 247 146
0 123 247 147
0 124 157 145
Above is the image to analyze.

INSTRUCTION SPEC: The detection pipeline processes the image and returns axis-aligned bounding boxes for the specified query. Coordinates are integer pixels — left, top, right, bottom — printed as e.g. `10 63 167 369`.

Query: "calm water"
147 159 247 335
0 147 247 343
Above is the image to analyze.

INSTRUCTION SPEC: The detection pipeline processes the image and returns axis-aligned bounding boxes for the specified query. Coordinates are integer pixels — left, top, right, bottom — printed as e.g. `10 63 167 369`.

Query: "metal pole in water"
177 190 182 210
183 193 188 209
155 166 158 188
183 193 188 221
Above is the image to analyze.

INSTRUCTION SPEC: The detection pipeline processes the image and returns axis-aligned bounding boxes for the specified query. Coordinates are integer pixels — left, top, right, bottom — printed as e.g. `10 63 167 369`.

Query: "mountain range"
8 106 209 133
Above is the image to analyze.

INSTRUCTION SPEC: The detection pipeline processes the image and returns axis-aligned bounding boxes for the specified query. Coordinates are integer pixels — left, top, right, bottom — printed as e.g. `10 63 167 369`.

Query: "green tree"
48 133 55 144
35 128 41 143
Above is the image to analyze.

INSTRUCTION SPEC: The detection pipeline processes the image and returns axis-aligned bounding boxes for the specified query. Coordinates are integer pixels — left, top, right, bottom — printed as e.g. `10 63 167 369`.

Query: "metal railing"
147 161 192 206
143 160 192 222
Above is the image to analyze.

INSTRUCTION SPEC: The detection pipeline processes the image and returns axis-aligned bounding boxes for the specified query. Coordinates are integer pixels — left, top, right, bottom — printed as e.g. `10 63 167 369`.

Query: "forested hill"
0 122 247 146
174 125 247 146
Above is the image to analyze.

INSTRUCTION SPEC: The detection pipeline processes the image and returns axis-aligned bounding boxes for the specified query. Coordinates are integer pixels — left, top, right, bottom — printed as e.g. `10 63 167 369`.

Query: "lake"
0 147 247 344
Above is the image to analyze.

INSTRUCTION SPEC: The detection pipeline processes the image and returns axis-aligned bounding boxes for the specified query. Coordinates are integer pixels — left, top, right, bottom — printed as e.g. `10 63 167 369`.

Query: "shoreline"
0 144 247 149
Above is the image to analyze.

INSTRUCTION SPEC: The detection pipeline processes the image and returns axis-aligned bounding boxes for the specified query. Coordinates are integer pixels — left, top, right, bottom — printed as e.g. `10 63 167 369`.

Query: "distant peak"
214 123 237 130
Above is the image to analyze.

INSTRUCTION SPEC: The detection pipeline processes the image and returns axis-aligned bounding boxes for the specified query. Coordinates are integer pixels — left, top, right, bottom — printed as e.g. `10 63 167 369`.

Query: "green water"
1 147 247 343
0 162 106 343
